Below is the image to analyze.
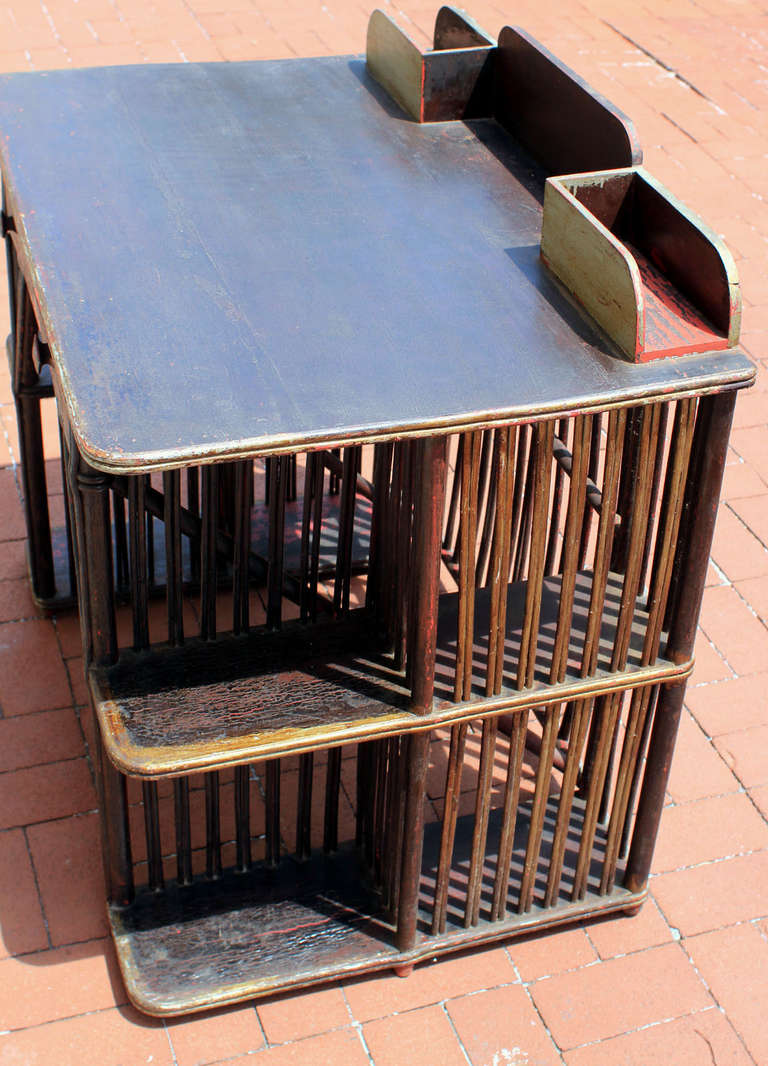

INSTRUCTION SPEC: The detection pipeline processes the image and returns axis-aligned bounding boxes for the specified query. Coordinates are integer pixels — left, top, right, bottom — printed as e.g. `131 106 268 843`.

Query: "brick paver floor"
0 0 766 1063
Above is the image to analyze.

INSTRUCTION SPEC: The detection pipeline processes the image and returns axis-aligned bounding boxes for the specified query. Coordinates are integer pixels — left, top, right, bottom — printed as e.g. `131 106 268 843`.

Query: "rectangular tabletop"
0 57 753 472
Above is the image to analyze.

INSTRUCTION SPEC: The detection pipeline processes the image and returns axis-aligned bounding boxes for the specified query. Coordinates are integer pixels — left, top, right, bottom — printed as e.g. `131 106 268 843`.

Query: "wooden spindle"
128 476 150 651
142 781 164 892
580 409 626 677
163 469 184 647
517 421 555 688
174 777 193 886
296 753 314 861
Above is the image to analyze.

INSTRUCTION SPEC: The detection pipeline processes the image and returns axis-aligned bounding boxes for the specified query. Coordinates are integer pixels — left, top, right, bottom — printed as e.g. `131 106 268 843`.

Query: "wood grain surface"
0 58 753 472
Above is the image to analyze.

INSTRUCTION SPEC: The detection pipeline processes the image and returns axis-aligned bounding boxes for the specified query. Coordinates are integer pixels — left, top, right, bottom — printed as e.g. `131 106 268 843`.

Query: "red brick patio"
0 0 766 1063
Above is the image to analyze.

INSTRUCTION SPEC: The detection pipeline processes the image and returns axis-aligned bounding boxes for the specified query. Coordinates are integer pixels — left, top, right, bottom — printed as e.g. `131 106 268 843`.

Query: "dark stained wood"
1 33 754 1023
0 61 752 476
494 26 642 177
91 563 688 779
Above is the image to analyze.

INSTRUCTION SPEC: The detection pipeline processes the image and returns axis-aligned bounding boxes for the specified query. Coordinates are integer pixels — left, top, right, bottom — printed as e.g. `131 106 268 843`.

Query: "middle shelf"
91 567 683 777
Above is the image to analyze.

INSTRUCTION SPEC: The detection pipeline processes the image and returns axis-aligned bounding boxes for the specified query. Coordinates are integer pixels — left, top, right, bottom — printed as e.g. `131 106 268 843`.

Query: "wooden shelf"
110 794 643 1016
110 849 396 1016
91 617 410 778
91 570 683 778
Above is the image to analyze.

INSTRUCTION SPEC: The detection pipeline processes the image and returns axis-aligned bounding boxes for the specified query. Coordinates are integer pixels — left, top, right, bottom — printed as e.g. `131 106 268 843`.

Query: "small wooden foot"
623 902 643 917
393 963 414 978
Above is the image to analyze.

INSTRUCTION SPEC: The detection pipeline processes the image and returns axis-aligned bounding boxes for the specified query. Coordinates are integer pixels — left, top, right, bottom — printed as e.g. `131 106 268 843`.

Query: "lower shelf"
110 850 395 1016
110 799 645 1016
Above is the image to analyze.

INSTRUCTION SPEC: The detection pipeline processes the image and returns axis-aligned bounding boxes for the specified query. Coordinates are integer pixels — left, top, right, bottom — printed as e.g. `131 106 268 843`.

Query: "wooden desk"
0 6 754 1016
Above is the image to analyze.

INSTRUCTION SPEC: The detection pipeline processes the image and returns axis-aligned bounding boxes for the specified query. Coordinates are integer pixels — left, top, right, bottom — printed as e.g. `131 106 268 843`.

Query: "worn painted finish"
542 168 741 361
1 17 757 1021
0 58 753 474
366 8 494 123
494 25 643 176
541 176 642 359
90 569 693 778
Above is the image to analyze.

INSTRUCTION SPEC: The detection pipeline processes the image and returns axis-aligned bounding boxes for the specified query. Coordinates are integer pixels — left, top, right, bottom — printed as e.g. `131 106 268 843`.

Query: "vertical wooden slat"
454 431 482 703
600 684 654 892
232 460 252 635
265 760 281 867
267 456 286 630
642 399 697 663
299 454 313 619
323 747 342 854
580 409 626 677
550 415 592 684
235 765 251 872
296 753 314 861
431 722 468 934
128 476 149 651
490 709 528 920
366 442 393 617
475 429 497 588
395 730 431 951
464 718 498 926
517 421 555 689
356 740 373 855
619 687 658 860
544 418 569 576
205 771 222 880
610 404 662 672
334 446 361 614
286 453 298 502
13 276 56 601
577 412 603 570
174 777 193 886
393 442 413 670
486 427 515 697
511 426 535 583
113 492 130 593
142 780 164 892
200 465 218 641
639 403 669 590
163 469 184 647
443 434 463 561
611 407 643 572
518 703 559 912
396 436 447 952
543 698 592 906
408 437 447 713
187 467 201 584
145 476 156 592
59 424 78 601
373 739 390 887
309 454 325 622
384 736 406 922
572 692 622 900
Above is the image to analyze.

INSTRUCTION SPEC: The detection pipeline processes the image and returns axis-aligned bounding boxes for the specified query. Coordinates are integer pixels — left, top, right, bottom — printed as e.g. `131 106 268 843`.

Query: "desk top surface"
0 57 753 472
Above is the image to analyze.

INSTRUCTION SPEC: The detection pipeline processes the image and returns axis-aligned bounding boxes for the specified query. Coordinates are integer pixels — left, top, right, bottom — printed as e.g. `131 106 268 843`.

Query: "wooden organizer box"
541 168 741 362
367 8 741 364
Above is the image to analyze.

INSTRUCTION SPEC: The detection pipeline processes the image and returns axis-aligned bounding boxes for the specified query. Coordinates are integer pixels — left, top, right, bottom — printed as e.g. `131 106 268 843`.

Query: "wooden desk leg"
624 391 735 896
13 274 56 602
395 436 446 956
74 454 133 906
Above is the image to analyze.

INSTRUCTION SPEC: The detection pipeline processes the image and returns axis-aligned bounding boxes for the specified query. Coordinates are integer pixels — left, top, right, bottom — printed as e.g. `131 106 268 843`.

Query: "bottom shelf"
110 795 644 1016
110 850 395 1016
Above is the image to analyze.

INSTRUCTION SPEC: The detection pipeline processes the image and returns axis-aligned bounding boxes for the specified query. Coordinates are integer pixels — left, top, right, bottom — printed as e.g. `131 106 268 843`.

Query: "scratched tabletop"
0 58 753 472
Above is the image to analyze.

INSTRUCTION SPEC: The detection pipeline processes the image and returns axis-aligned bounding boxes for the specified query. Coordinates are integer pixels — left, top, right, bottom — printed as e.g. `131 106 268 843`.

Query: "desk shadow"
505 244 624 363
